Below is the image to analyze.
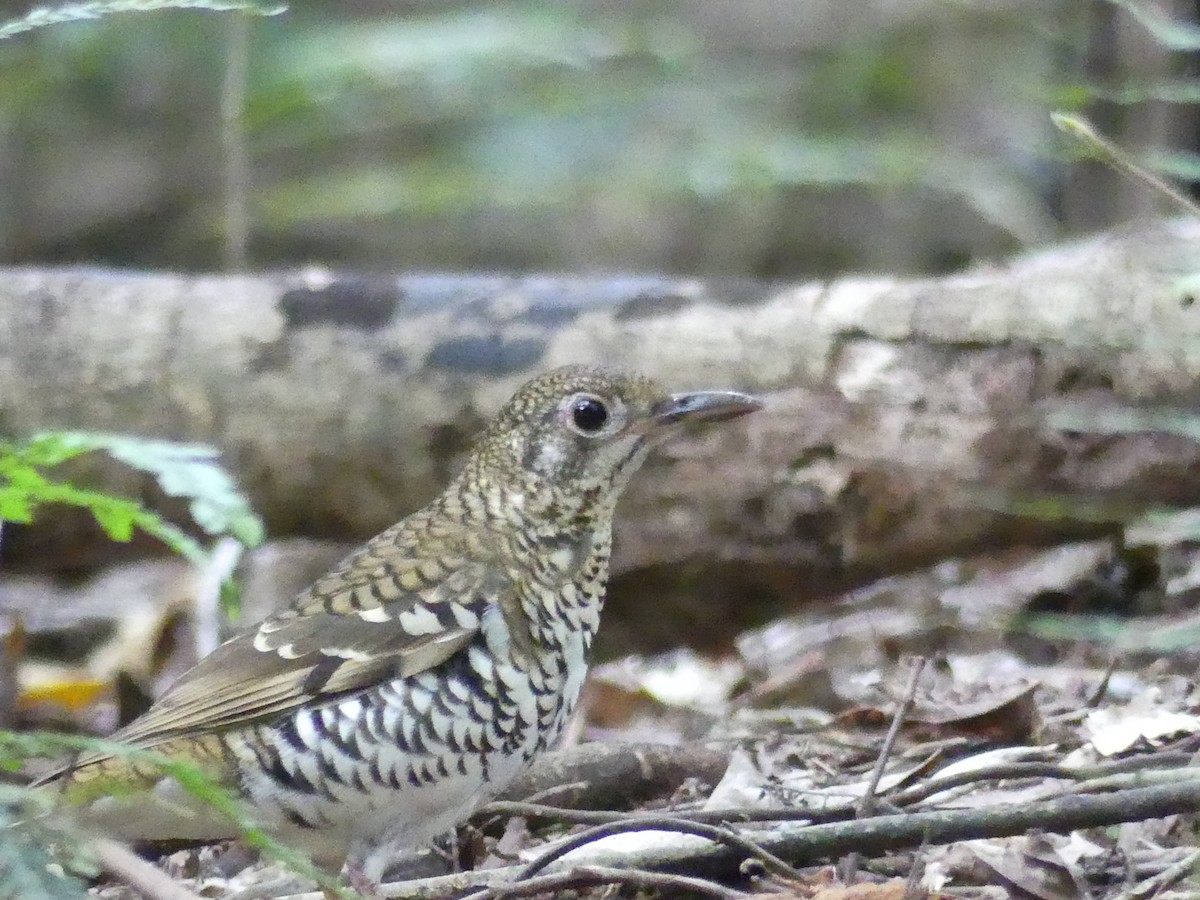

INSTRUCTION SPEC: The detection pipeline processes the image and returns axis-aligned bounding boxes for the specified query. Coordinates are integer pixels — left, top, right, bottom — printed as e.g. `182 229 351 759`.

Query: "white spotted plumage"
39 366 760 889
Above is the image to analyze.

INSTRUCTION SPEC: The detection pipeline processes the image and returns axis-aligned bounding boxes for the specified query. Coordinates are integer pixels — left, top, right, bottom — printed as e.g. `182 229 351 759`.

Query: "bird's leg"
343 863 383 899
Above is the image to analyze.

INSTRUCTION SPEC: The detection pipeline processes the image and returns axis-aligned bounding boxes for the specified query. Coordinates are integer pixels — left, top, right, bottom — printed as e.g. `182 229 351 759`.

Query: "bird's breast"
229 603 594 854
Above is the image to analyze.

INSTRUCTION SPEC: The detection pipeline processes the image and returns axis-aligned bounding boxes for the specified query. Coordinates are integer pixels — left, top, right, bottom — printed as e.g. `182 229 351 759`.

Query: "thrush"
36 365 760 890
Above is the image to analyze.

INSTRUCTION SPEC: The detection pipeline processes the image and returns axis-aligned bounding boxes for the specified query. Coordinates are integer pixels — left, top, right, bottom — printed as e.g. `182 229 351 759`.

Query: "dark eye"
571 396 609 433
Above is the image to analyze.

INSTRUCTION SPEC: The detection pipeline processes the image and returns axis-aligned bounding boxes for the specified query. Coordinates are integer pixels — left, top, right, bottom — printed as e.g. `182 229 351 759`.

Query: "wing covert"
86 554 509 756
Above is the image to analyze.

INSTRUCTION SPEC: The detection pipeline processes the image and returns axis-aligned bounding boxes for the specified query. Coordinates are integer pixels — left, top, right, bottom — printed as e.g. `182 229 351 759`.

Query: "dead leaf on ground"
833 662 1040 745
969 836 1086 900
1084 689 1200 756
809 879 915 900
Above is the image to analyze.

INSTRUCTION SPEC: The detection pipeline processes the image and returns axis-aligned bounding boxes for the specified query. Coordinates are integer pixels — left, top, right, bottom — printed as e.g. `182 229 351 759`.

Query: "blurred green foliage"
0 730 356 898
0 0 283 39
1104 0 1200 51
0 0 1193 276
0 430 263 609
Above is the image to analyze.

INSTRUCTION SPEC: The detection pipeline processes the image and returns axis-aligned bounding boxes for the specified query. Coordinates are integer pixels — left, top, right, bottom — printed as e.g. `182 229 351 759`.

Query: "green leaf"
87 498 137 542
224 509 266 549
0 434 258 620
129 512 208 565
0 488 36 523
28 432 265 548
0 464 49 489
41 432 220 468
220 577 243 618
8 433 98 468
1104 0 1200 51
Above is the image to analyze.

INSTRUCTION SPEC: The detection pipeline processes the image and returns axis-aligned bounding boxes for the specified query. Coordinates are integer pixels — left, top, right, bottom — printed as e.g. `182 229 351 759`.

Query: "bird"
37 365 761 892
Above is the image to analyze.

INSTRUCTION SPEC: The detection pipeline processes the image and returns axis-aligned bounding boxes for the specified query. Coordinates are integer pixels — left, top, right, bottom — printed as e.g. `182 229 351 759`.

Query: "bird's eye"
570 396 609 434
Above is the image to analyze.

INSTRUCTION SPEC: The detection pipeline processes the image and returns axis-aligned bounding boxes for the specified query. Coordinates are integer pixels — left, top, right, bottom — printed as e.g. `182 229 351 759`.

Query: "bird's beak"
648 389 763 430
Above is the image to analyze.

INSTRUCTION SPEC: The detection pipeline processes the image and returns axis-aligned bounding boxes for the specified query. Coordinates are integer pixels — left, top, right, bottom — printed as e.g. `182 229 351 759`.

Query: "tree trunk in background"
2 219 1200 648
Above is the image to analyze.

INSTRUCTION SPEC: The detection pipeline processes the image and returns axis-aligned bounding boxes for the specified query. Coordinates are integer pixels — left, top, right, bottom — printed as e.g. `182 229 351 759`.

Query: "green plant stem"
1052 111 1200 218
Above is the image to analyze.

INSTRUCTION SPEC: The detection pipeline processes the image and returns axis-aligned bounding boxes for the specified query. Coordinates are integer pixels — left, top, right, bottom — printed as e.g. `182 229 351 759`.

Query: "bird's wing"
57 524 513 773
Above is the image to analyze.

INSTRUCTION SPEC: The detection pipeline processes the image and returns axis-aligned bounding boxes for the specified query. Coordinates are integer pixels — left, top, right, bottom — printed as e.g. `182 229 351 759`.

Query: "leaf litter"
7 536 1200 897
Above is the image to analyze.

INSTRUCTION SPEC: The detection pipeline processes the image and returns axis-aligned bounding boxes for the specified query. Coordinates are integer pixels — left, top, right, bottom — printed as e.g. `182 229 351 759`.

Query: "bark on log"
2 219 1199 647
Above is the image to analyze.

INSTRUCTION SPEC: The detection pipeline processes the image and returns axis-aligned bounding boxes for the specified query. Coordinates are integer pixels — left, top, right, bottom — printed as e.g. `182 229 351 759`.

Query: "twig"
1128 849 1200 899
1123 848 1200 899
1086 654 1120 708
513 816 802 881
477 753 1197 829
365 869 512 899
90 836 205 900
891 753 1194 807
842 655 927 883
448 816 805 900
474 864 748 900
862 658 927 818
903 846 926 900
282 776 1200 900
518 781 589 805
277 767 1200 900
1035 765 1200 800
755 778 1200 868
478 800 660 826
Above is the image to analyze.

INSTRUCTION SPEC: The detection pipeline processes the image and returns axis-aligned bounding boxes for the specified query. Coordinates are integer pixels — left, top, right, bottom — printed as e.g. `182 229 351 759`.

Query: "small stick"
860 657 927 818
272 776 1200 900
1123 847 1200 899
1086 654 1120 708
842 656 927 883
477 864 748 900
90 837 205 900
477 752 1198 828
516 815 802 880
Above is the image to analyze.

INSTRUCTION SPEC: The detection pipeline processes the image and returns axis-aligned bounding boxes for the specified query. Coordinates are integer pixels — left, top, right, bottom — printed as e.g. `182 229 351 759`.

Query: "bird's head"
469 365 761 521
